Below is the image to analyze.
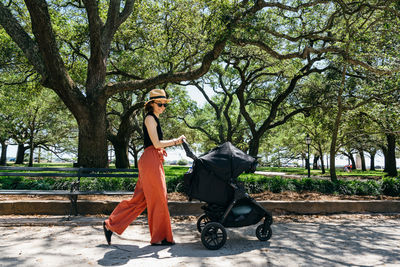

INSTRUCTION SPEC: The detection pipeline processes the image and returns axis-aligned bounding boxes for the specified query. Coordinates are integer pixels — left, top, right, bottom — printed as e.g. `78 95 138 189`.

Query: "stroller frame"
197 182 273 250
182 141 273 250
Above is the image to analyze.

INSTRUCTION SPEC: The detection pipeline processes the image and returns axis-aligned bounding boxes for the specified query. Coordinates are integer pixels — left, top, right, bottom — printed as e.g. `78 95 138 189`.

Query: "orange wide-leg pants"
104 146 173 244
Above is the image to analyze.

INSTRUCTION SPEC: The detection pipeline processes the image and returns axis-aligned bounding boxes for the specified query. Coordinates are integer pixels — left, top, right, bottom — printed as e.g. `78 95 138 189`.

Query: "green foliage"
237 174 399 197
381 177 400 196
1 166 398 197
166 176 185 193
177 159 188 166
78 178 137 191
0 176 51 190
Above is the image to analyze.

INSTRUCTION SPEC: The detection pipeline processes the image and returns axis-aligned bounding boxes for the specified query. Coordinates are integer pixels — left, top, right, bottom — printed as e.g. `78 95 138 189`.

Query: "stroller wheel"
201 222 227 250
256 224 272 241
196 214 211 233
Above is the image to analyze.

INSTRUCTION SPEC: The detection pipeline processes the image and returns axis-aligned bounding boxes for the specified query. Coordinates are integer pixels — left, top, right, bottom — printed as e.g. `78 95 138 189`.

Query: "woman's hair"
144 101 154 113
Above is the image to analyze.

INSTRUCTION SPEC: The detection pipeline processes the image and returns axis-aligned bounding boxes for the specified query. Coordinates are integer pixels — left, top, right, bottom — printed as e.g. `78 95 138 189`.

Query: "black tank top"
143 112 163 148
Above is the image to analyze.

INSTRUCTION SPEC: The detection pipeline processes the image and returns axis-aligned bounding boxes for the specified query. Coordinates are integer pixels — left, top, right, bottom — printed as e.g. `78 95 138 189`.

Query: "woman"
103 89 185 246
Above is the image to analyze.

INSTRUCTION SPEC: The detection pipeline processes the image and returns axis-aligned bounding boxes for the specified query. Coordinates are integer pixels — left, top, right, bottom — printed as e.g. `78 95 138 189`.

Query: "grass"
164 165 189 177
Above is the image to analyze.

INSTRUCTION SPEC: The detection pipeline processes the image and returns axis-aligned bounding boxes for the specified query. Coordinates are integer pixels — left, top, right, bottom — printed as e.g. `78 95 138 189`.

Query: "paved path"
255 171 322 179
1 215 400 267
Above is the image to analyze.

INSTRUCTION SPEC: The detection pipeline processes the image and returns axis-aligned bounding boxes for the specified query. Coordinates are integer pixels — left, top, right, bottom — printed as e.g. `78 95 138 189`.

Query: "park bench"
0 166 138 217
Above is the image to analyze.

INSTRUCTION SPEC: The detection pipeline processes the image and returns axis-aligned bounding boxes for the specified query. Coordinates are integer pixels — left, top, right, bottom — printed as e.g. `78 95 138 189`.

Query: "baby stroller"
182 141 273 250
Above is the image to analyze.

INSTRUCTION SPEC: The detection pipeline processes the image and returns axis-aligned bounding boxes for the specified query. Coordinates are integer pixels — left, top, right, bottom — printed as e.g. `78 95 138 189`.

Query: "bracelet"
173 139 177 145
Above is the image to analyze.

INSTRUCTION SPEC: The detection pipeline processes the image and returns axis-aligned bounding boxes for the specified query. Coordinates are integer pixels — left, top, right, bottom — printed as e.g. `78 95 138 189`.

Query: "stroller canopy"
183 142 257 206
198 142 257 182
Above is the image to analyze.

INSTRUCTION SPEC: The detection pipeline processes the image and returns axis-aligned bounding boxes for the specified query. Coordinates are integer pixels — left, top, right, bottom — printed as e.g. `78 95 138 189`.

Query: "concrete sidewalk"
1 215 400 267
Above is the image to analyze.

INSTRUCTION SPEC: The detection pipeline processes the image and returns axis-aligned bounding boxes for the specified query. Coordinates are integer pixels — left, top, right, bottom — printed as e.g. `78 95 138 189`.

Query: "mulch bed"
1 191 399 201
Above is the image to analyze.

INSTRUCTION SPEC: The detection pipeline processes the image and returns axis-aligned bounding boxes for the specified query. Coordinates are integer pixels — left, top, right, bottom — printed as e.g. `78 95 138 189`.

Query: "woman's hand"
175 135 186 145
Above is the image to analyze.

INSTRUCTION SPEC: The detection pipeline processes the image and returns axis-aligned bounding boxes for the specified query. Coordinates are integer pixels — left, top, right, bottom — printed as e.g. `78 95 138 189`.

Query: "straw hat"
145 89 172 105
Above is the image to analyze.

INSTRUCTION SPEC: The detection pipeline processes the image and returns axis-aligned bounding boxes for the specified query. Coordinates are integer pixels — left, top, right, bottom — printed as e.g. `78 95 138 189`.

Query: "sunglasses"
156 103 168 108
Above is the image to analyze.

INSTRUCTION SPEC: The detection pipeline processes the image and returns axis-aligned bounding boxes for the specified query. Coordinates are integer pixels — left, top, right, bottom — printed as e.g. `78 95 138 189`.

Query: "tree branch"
179 117 219 144
0 1 47 80
104 0 265 97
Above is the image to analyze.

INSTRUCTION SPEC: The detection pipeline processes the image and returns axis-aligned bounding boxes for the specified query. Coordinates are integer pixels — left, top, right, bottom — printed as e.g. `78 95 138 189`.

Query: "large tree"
106 91 145 168
0 0 263 167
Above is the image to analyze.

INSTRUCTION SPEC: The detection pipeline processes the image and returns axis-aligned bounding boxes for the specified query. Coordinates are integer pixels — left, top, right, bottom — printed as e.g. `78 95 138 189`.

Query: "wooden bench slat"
0 166 140 215
0 172 78 177
78 173 138 178
70 191 134 195
0 190 72 195
0 167 80 172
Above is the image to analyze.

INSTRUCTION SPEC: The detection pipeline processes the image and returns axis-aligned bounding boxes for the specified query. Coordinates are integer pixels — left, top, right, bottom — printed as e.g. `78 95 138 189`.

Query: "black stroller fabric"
183 142 257 206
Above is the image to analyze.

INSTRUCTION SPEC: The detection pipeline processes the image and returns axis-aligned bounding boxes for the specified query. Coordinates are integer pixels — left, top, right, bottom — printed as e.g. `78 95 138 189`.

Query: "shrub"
79 177 137 191
239 176 266 193
2 171 400 198
381 177 400 196
266 176 291 193
0 176 23 189
166 176 184 193
177 159 188 166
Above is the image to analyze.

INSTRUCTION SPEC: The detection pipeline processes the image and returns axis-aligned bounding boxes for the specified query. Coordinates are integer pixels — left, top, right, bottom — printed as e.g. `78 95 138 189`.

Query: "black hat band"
150 96 167 100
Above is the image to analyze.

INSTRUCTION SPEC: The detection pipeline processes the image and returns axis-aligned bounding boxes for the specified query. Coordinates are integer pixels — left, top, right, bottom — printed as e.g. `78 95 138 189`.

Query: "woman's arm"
145 116 184 149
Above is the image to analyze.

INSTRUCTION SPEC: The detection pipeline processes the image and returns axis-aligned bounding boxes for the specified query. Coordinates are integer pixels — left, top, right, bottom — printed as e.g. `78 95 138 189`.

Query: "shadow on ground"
97 219 400 266
1 217 399 266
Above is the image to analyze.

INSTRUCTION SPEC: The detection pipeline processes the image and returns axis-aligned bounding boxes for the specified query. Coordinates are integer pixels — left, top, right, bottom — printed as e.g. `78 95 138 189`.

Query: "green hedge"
0 176 137 191
238 175 399 196
1 174 400 197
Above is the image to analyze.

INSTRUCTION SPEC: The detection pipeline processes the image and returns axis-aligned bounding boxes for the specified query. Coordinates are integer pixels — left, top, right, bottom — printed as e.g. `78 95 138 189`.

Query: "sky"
184 84 213 107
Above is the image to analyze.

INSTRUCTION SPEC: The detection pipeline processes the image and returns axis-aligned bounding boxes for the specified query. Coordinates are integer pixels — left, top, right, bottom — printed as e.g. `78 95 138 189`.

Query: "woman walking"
103 89 185 246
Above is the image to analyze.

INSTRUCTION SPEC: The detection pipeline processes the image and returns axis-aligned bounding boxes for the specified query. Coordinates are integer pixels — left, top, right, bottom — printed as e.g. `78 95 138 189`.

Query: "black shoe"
151 239 175 246
103 221 113 245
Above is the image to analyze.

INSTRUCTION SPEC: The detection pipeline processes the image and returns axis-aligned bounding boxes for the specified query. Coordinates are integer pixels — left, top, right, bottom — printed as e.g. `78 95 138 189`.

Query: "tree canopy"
0 0 399 178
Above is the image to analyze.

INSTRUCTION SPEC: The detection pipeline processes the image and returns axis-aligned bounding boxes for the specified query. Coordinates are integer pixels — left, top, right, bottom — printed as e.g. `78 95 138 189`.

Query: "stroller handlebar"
182 140 197 160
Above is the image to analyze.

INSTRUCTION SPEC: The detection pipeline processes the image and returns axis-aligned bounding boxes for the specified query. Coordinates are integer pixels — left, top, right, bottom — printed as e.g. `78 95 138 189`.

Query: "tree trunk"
369 151 376 171
383 146 388 173
320 155 325 174
359 150 366 171
248 137 260 158
0 142 7 166
76 102 109 168
329 147 338 181
348 153 356 170
330 58 348 182
131 145 139 169
318 146 325 174
385 133 398 177
112 137 130 169
28 134 34 167
15 143 27 164
313 155 319 169
129 142 142 169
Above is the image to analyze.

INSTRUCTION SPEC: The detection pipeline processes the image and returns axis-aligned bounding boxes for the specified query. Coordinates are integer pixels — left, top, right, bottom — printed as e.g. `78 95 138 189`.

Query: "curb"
1 200 400 216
